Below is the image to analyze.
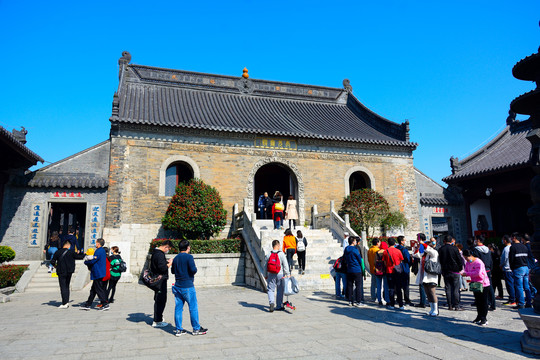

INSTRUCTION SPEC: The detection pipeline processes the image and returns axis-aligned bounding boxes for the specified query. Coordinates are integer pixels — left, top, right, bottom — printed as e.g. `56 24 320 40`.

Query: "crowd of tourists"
330 232 536 327
257 191 298 230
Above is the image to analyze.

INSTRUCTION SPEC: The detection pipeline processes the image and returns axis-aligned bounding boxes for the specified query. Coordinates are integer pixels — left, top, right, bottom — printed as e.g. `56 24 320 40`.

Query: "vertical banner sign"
454 218 462 243
29 204 43 247
90 205 101 246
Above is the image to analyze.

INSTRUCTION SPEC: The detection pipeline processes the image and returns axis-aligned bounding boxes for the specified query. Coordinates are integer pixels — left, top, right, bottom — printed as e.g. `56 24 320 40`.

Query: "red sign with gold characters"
433 207 448 214
53 191 83 198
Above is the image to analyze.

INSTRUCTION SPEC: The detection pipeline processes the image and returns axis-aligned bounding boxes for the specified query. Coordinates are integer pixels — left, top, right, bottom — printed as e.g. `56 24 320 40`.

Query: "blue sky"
0 1 539 185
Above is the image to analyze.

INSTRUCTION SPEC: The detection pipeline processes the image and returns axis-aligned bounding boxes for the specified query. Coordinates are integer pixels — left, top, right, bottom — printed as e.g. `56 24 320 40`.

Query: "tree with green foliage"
162 179 227 240
0 246 16 263
340 189 390 238
382 210 408 235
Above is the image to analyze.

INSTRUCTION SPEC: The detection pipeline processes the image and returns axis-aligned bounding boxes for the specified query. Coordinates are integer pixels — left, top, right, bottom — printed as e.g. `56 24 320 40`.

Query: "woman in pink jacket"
462 249 491 326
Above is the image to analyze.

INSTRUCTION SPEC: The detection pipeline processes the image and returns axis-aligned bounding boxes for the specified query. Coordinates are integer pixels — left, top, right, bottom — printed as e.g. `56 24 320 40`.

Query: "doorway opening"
349 171 371 193
254 163 298 219
47 202 87 250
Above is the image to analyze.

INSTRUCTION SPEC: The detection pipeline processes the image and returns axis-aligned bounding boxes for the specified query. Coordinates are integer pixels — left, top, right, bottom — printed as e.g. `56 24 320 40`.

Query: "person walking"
344 236 366 307
295 230 307 275
509 233 532 309
382 238 404 310
80 238 109 311
272 193 285 230
462 249 490 326
257 193 268 219
285 195 298 230
150 240 173 327
438 235 464 311
171 240 208 336
51 239 84 308
414 238 440 316
282 229 296 272
107 246 123 303
266 239 290 312
500 235 516 306
368 238 382 303
44 231 61 273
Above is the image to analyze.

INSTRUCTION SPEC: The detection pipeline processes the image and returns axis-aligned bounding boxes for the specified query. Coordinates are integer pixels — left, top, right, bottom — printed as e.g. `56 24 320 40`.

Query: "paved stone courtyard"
0 283 535 359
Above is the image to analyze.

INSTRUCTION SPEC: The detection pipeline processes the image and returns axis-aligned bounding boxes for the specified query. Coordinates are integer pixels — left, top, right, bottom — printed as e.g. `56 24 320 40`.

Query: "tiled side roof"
443 120 531 182
0 125 44 164
111 64 415 148
420 197 461 206
22 173 108 188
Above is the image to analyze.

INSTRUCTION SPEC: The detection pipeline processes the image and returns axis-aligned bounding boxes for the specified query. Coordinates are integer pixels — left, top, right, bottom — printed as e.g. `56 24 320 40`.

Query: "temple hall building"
1 52 421 271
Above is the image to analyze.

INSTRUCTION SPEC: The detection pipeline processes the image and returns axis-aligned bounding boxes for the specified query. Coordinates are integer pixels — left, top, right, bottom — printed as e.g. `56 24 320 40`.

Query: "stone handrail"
232 204 267 292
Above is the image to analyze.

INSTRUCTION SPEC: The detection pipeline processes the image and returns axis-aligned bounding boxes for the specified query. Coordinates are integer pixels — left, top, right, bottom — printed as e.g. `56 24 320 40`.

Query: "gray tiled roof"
15 173 108 189
0 125 44 165
443 120 531 182
420 197 461 206
111 63 415 148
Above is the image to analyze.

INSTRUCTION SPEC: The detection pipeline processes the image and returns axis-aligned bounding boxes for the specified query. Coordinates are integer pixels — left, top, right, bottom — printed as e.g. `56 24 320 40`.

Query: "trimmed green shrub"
150 238 242 254
0 265 28 288
340 189 390 238
382 210 408 235
0 246 16 263
162 179 227 240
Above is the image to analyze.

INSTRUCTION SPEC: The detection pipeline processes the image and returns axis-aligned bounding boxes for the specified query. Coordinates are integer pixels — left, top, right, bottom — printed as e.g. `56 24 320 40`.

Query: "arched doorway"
165 161 194 196
254 162 298 218
349 171 371 193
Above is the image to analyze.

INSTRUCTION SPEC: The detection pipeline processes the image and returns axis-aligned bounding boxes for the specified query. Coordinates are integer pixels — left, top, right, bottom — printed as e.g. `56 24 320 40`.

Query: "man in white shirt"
342 232 349 248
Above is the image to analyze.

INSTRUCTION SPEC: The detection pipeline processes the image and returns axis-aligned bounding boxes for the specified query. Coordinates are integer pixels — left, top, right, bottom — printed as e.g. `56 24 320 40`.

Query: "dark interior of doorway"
349 171 370 192
254 163 297 218
48 202 87 250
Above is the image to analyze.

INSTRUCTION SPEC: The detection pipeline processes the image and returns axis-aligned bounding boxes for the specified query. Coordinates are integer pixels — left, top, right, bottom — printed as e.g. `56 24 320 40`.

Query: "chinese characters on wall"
254 138 297 150
89 205 101 246
29 204 43 247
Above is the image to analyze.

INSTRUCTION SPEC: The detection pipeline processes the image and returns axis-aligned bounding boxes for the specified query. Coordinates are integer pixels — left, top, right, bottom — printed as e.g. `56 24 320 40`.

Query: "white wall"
470 199 492 231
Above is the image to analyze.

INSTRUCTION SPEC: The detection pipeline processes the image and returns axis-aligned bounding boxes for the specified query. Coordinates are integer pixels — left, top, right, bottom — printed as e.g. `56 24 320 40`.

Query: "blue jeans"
374 275 386 302
419 284 427 305
335 272 347 298
504 270 515 302
513 266 532 306
172 286 201 331
47 247 58 261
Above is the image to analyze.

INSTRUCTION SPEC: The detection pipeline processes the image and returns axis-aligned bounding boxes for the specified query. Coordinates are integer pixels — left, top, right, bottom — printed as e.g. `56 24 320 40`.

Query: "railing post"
312 205 318 229
344 213 350 229
330 200 335 231
232 203 238 231
330 200 335 212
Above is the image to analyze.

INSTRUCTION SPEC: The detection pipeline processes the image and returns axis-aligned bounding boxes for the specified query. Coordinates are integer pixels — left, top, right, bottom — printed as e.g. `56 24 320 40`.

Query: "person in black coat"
150 240 173 328
50 240 84 308
438 235 464 311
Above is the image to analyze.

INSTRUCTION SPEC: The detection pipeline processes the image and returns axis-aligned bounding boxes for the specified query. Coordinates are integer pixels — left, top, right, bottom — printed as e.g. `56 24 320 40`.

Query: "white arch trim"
159 155 201 196
344 165 376 196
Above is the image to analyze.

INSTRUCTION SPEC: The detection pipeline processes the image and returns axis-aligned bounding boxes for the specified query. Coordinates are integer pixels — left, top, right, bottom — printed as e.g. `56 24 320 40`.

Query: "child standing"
108 246 123 303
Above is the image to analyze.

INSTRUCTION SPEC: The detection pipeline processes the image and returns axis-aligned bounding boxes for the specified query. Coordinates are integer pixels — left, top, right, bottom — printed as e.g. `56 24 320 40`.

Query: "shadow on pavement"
306 291 535 358
41 300 61 307
238 301 268 312
126 312 175 334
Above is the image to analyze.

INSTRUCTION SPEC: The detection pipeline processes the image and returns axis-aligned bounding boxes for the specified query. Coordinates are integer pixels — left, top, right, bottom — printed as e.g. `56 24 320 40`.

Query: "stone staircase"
25 260 85 293
254 221 344 291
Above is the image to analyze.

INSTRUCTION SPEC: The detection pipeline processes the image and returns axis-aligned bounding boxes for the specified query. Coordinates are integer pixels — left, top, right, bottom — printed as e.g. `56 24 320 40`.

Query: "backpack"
102 258 111 282
374 253 386 275
296 238 306 252
333 256 347 273
117 260 127 273
274 202 284 211
267 252 281 274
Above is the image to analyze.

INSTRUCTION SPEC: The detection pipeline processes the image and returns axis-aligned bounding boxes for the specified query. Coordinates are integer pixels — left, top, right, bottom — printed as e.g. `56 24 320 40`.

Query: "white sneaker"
398 306 405 310
152 321 169 328
58 304 69 309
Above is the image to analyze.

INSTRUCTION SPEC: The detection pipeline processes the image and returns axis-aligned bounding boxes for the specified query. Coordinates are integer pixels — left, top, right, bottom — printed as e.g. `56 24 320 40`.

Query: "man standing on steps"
51 239 85 308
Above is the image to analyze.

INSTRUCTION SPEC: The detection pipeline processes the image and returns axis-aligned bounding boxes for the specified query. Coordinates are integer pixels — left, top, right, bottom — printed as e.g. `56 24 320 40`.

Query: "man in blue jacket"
344 236 366 307
80 238 109 311
396 236 414 306
171 240 208 336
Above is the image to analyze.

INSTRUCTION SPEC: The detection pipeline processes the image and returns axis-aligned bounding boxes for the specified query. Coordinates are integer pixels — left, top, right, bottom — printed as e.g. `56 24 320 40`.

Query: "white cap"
344 232 349 236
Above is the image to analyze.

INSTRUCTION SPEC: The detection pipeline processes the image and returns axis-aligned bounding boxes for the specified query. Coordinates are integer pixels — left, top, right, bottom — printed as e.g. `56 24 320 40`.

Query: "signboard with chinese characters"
432 207 448 214
52 191 84 199
29 204 44 247
89 205 102 246
254 138 297 151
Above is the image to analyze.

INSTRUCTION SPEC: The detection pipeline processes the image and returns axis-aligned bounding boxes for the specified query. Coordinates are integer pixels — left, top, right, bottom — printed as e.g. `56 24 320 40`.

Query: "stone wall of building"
103 131 420 270
0 186 107 260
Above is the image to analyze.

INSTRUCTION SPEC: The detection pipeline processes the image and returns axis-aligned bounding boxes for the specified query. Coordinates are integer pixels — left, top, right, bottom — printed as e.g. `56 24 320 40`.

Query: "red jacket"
382 247 404 274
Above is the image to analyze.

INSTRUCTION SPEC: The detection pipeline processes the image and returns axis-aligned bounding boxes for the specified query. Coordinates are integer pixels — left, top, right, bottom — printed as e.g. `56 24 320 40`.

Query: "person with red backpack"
265 239 290 312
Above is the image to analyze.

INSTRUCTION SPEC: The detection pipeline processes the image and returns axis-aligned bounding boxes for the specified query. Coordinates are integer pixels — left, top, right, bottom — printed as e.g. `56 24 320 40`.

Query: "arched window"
165 162 194 196
349 171 371 193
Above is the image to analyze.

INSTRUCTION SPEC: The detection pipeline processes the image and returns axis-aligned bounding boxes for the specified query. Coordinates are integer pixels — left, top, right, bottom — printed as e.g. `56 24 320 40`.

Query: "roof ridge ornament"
506 109 517 125
450 156 460 174
119 51 131 66
12 127 28 144
401 120 410 141
237 67 254 94
343 79 353 93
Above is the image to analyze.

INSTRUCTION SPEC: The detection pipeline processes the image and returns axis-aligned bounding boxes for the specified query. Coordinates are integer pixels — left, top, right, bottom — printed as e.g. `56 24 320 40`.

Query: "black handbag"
141 269 164 291
424 258 442 275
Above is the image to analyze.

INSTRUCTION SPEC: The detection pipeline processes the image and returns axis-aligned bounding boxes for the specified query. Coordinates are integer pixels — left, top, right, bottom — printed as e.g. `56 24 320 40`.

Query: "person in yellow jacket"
283 229 297 272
